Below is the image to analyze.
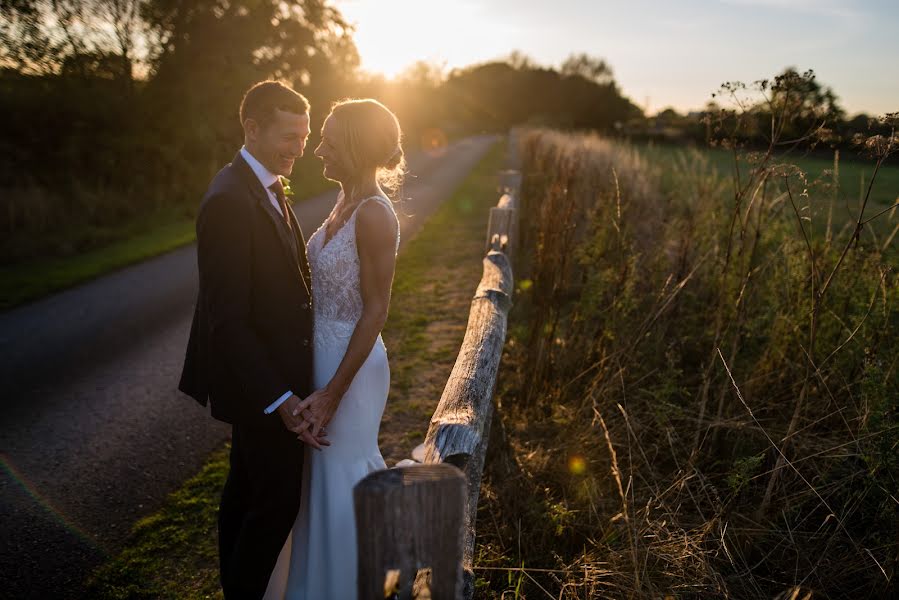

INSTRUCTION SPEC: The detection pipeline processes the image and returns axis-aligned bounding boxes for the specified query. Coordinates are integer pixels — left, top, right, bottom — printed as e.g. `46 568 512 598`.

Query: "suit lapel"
232 152 311 298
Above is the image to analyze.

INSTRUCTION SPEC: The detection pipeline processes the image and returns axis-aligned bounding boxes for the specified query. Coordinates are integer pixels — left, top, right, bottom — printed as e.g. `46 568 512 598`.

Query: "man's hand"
277 395 330 450
293 387 341 439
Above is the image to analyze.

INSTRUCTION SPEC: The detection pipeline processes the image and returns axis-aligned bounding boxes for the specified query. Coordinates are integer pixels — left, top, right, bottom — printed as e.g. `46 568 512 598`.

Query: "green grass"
1 176 337 311
85 139 507 599
0 214 196 310
84 446 229 599
637 142 899 225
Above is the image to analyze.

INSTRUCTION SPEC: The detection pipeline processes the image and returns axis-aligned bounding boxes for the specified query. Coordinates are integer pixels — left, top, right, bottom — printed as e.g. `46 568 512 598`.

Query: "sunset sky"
335 0 898 117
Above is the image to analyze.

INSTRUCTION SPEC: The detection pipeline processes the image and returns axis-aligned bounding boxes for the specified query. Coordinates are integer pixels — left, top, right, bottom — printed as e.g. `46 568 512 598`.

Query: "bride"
263 98 404 600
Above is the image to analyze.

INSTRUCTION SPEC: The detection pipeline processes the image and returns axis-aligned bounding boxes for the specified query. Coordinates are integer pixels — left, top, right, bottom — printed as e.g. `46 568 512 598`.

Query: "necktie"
268 179 292 231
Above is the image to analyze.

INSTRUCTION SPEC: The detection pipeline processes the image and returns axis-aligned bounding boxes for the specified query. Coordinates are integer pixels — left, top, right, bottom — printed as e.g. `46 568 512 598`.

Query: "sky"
333 0 898 116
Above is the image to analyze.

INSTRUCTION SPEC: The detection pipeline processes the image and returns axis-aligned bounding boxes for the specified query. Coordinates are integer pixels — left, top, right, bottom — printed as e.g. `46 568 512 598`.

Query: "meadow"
638 141 899 237
474 128 897 598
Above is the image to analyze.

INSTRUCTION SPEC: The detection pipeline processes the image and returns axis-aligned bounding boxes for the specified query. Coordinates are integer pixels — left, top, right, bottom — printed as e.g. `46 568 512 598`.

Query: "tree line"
0 1 641 264
9 6 883 266
637 68 896 158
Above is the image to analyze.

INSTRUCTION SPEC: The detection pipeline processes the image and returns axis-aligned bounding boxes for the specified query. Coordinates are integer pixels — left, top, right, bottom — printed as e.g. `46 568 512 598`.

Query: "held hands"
293 386 342 440
277 395 330 450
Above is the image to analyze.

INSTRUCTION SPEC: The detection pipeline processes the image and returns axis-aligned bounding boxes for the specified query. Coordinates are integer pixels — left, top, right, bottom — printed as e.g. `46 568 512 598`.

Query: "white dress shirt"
239 146 294 415
240 145 286 218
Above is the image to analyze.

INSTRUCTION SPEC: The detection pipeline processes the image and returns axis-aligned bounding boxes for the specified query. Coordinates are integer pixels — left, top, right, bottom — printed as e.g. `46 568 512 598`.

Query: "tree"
138 0 359 182
443 58 640 133
762 67 844 142
143 0 357 88
503 50 538 71
560 52 613 85
101 0 143 84
1 0 144 83
0 0 361 256
0 0 56 74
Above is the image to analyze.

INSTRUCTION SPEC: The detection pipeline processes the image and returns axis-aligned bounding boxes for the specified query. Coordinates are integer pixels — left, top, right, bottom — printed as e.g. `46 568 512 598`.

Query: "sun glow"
333 0 899 116
334 0 519 78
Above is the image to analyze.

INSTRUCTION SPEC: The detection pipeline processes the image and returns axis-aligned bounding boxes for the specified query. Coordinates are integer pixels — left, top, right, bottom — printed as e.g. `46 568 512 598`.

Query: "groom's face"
246 109 310 176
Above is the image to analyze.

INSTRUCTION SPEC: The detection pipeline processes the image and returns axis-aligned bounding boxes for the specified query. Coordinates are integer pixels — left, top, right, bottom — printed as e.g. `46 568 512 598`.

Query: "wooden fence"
353 166 520 599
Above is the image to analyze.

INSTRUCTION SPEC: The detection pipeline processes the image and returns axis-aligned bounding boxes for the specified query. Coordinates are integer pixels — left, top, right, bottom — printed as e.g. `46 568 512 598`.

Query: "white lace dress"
264 194 400 600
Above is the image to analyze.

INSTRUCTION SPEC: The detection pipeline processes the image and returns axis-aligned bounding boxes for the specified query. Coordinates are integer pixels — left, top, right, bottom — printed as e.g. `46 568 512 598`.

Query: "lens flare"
421 128 448 158
1 455 98 549
568 454 587 475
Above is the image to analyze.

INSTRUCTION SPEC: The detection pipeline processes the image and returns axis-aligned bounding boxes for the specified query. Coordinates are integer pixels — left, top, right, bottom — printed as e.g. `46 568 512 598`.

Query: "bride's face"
314 116 348 183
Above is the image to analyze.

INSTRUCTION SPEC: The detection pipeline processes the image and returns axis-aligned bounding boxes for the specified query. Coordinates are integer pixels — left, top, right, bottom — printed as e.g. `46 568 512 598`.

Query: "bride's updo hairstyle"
327 98 406 198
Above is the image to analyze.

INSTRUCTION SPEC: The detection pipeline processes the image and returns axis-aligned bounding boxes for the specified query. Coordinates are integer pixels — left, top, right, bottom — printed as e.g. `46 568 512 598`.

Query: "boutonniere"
279 175 294 197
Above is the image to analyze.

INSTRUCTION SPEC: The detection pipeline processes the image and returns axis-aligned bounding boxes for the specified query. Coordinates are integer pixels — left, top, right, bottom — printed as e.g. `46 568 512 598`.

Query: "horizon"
336 0 898 117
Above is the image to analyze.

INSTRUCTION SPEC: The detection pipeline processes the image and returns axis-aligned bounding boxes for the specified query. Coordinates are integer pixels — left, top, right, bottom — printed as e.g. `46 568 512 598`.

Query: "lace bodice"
307 195 400 331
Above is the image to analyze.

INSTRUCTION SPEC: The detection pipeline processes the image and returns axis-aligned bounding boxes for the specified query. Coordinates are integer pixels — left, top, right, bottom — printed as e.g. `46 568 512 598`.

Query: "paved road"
0 135 497 599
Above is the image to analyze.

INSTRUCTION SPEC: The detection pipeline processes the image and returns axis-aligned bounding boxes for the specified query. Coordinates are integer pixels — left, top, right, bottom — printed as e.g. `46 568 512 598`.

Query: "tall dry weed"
478 118 898 598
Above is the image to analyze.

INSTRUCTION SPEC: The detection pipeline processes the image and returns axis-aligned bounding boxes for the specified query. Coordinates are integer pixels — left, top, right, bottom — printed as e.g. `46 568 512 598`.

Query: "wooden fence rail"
354 163 519 599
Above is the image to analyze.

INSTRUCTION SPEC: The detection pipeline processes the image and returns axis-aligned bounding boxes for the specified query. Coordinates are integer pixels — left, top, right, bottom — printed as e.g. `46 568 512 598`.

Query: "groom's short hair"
240 80 309 127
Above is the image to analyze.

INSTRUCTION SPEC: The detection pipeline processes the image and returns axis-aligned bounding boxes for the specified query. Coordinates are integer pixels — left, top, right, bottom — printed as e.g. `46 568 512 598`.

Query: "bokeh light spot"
568 454 587 475
421 128 448 158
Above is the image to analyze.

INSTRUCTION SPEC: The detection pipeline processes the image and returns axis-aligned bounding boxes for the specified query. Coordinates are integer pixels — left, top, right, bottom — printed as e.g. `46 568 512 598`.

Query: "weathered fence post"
488 170 521 260
423 178 517 598
354 464 467 599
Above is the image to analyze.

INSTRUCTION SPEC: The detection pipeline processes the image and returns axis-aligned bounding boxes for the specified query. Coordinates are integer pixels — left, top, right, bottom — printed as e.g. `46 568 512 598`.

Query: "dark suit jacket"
179 150 314 424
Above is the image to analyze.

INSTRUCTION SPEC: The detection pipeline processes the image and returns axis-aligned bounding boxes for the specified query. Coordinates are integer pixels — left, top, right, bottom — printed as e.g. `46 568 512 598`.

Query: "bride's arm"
295 199 398 432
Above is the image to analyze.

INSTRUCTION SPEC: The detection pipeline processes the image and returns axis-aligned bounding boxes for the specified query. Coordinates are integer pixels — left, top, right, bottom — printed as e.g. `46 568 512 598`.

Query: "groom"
179 80 327 598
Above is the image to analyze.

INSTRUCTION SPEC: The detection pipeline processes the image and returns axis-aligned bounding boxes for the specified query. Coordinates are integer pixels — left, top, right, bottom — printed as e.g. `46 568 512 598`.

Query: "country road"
0 135 497 599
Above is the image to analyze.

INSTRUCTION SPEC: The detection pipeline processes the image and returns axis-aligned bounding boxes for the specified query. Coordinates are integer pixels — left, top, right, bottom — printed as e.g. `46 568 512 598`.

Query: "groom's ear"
243 118 261 142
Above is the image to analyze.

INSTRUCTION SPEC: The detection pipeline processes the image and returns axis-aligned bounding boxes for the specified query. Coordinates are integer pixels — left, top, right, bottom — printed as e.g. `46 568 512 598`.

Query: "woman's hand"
293 385 343 438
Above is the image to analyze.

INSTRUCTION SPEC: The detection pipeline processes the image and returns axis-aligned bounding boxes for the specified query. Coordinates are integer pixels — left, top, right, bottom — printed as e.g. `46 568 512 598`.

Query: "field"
473 130 898 598
638 141 899 236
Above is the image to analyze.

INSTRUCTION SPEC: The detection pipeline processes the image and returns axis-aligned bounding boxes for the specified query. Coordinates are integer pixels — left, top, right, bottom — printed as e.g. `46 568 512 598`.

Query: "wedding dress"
264 194 400 600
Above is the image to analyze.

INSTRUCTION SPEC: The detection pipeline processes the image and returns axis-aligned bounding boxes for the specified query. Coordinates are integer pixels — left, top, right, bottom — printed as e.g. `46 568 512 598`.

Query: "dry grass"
474 126 898 598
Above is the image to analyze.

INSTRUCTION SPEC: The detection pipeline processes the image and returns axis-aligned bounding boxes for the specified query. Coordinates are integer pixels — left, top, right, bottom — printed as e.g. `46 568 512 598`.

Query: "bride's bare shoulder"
355 196 398 249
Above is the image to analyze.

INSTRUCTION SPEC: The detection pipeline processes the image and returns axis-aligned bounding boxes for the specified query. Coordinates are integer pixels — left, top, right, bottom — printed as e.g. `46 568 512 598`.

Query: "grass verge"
85 140 507 598
1 214 196 310
1 171 336 311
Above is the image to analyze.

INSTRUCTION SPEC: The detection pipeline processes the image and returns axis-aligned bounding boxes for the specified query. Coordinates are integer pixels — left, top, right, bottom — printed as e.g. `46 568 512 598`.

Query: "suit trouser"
219 415 304 599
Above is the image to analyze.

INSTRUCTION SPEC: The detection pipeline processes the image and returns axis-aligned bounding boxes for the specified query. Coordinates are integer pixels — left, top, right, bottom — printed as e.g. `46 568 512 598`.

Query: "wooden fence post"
354 464 467 599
